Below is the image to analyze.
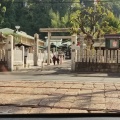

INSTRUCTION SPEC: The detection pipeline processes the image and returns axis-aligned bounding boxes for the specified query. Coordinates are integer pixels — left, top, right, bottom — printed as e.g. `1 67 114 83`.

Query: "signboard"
105 39 119 49
112 40 117 47
110 40 119 48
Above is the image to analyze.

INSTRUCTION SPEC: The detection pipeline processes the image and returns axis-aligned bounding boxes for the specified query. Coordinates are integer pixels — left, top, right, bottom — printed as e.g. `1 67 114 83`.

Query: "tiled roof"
0 28 44 43
0 28 34 39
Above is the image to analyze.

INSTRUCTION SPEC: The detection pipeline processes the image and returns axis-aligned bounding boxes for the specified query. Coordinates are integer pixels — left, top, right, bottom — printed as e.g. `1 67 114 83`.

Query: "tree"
0 1 6 28
100 11 120 34
49 9 70 28
103 1 120 18
0 0 17 28
70 3 108 47
51 0 80 18
49 0 80 28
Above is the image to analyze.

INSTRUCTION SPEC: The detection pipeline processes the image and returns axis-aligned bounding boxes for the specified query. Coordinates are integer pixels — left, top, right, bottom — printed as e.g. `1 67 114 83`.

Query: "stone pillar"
71 34 77 71
47 32 51 65
80 35 85 62
21 46 24 68
7 35 14 71
34 33 39 66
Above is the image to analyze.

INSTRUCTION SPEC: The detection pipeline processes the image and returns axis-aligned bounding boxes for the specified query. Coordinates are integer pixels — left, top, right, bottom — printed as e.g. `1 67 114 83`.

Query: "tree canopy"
0 0 120 39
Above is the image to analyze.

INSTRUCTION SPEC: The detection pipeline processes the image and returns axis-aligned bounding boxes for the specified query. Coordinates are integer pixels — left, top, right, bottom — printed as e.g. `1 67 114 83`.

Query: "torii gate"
39 28 78 71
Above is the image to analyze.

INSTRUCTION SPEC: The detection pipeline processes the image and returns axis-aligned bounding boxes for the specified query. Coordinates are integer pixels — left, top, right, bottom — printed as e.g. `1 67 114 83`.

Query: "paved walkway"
16 59 71 72
1 60 120 114
0 80 120 114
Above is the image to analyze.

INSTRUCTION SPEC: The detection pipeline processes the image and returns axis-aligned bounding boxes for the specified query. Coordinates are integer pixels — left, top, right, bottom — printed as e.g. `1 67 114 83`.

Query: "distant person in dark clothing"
56 56 60 65
52 55 56 65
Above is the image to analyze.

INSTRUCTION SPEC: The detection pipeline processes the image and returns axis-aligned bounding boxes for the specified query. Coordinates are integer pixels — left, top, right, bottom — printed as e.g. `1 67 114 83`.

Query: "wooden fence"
77 49 120 63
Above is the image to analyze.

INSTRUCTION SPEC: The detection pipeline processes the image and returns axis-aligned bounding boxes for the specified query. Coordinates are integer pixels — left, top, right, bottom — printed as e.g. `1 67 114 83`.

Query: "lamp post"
15 26 20 32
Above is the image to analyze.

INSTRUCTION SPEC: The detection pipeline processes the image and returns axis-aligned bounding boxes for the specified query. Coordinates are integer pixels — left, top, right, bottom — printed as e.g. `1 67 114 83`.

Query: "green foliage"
0 0 120 39
49 9 69 28
70 3 107 36
101 11 120 34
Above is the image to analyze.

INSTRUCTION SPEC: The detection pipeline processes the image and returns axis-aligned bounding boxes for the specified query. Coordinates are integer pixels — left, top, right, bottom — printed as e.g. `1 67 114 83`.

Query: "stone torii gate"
39 28 78 71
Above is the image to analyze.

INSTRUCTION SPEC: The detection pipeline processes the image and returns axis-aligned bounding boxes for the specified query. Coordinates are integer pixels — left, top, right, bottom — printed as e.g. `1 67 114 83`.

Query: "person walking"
56 56 60 65
52 55 56 65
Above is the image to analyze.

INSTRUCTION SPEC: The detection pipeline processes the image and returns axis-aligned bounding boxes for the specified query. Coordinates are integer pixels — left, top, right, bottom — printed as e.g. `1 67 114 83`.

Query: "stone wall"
75 62 120 73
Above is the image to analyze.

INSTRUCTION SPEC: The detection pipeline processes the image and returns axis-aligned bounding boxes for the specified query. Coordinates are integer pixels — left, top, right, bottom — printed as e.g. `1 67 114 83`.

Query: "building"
0 28 45 70
0 28 44 48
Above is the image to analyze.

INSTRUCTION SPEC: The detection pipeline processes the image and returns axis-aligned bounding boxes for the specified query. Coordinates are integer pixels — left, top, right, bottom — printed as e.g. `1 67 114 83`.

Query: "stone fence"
1 34 46 71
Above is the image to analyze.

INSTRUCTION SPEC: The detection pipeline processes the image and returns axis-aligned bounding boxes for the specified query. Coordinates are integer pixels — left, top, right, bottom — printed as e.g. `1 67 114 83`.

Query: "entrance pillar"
71 34 77 71
47 32 51 65
34 33 39 66
6 35 14 71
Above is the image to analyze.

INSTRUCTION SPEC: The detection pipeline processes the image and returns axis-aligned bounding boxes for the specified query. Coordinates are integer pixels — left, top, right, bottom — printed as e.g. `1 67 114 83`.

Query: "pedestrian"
56 56 60 65
52 55 56 65
60 55 62 64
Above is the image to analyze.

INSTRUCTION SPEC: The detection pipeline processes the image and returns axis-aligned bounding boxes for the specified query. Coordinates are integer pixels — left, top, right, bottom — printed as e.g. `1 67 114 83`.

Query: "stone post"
71 34 77 71
34 33 39 66
21 46 24 68
80 35 85 62
7 35 14 71
47 32 51 65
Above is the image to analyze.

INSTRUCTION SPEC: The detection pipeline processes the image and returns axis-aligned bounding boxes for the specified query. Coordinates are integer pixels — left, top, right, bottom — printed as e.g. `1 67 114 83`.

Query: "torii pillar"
47 32 51 65
34 33 39 66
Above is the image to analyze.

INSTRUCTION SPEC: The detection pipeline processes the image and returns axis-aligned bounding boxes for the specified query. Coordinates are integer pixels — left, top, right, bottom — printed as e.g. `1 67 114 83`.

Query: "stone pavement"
0 80 120 114
15 59 71 72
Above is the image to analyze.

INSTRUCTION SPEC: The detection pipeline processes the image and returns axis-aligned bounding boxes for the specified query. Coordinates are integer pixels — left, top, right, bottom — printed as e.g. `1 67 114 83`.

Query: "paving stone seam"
0 92 56 96
0 86 63 89
0 104 108 112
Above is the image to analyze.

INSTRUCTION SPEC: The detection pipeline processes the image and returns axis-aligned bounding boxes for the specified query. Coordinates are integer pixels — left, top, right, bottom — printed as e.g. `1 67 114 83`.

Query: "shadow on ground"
32 68 120 78
0 88 120 113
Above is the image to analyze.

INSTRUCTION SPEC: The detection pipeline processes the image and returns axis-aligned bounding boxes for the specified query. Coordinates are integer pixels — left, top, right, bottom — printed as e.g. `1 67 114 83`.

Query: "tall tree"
49 0 80 28
0 0 6 28
70 3 107 34
100 11 120 34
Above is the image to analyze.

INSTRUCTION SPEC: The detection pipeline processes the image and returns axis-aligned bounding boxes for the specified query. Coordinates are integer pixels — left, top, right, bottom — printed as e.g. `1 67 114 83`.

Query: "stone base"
75 62 120 73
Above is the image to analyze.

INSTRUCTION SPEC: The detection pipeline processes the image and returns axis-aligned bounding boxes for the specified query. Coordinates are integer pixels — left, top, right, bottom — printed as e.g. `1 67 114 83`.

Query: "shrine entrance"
39 28 78 71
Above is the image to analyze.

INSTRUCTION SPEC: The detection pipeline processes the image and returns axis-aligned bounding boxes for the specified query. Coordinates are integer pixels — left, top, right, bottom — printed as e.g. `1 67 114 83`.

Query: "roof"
40 28 70 32
15 43 32 47
0 28 44 43
62 41 71 46
50 38 62 42
104 34 120 39
0 28 34 39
